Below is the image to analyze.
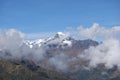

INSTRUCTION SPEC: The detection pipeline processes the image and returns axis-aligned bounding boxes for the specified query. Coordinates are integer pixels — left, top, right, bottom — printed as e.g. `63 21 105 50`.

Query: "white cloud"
77 23 120 69
77 23 120 40
80 38 120 69
48 53 69 70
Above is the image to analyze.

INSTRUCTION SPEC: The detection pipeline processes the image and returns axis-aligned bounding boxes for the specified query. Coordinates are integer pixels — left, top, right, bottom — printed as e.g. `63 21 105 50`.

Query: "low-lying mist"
0 23 120 71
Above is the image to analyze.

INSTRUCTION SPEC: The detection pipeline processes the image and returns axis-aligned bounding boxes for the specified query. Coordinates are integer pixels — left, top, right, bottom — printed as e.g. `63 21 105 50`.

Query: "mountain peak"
57 32 65 36
54 32 65 38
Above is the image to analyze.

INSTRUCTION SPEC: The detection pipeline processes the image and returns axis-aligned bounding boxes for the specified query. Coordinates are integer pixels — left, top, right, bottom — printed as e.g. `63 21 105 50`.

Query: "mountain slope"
0 57 72 80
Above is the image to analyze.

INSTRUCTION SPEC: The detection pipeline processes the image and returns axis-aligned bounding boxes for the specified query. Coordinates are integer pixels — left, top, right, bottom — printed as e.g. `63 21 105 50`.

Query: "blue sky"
0 0 120 34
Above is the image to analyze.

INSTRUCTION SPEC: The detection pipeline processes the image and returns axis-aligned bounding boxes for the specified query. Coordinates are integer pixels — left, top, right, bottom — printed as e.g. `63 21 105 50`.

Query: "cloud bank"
77 23 120 69
77 23 120 40
0 23 120 71
81 39 120 69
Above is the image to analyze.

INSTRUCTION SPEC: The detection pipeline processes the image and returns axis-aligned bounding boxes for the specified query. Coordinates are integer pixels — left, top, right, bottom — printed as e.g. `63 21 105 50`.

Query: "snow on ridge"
23 32 72 49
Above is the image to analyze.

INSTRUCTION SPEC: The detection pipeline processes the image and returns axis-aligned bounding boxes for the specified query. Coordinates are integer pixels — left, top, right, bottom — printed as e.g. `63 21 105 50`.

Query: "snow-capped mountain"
23 32 73 49
24 39 46 48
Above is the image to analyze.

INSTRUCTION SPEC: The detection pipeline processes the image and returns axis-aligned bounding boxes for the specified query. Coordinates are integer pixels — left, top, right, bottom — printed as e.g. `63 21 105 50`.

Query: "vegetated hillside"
0 57 72 80
1 57 120 80
67 65 120 80
1 58 120 80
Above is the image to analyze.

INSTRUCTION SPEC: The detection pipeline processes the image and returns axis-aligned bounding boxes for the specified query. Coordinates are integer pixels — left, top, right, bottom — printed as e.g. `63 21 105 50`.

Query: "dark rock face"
46 39 99 58
72 39 99 49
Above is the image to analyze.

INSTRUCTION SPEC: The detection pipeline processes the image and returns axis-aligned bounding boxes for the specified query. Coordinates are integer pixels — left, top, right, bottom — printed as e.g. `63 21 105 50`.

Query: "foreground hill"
0 57 72 80
1 57 120 80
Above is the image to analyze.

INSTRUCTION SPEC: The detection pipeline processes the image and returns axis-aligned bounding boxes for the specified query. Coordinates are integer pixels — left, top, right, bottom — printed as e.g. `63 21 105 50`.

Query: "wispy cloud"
26 32 56 40
77 23 120 40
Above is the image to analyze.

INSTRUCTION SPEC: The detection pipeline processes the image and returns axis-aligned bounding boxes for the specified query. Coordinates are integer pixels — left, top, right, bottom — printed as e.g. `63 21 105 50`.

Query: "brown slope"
0 57 72 80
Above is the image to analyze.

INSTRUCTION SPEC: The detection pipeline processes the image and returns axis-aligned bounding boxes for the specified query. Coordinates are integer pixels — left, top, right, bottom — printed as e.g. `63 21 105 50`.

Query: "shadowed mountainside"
0 57 72 80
